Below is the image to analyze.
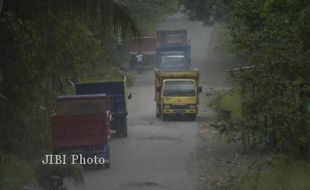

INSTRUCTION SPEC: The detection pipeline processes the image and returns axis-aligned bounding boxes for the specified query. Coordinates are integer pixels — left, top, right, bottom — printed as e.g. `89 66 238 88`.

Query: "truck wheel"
156 105 161 118
104 146 111 169
104 162 110 169
122 118 128 137
189 114 197 121
161 113 168 121
116 128 122 138
97 164 105 169
115 118 127 138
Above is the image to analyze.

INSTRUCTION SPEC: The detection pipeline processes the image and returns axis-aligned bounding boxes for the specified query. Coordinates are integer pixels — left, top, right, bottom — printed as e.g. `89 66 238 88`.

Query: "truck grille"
169 105 189 109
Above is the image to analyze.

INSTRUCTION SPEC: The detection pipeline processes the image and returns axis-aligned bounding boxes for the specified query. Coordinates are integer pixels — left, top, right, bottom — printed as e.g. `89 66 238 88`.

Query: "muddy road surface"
66 13 227 190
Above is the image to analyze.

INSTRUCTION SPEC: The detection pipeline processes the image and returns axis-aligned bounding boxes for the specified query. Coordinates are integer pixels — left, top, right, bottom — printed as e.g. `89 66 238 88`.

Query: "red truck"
51 94 111 168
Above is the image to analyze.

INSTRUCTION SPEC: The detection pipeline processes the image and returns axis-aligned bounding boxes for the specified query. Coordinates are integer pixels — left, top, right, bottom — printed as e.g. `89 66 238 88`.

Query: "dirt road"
67 13 229 190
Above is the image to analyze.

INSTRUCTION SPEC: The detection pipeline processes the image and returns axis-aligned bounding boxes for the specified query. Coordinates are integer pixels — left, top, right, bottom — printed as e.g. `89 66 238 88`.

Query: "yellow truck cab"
155 69 202 120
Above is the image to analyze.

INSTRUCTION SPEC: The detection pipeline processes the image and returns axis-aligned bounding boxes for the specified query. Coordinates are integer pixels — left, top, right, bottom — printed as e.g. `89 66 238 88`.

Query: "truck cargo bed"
155 69 199 85
51 113 110 148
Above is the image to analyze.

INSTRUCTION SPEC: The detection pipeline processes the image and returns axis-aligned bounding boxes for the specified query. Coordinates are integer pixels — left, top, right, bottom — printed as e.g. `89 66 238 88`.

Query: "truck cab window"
160 51 186 68
163 81 196 97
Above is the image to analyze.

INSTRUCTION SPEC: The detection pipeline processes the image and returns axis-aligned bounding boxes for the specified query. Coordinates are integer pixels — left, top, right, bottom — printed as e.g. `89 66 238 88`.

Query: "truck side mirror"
198 87 203 93
128 93 132 99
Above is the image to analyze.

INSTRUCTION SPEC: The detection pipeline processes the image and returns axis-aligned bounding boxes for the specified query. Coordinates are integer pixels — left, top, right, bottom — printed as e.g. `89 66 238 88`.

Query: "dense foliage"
126 0 179 32
217 159 310 190
180 0 233 25
183 0 310 159
0 0 178 188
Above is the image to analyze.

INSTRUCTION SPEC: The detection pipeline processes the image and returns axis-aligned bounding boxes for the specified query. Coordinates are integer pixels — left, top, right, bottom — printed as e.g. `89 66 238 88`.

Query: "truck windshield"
160 51 186 68
163 81 196 97
165 34 186 43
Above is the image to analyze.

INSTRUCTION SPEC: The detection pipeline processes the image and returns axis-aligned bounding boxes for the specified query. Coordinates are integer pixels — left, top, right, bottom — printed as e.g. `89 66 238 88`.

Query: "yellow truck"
155 69 202 120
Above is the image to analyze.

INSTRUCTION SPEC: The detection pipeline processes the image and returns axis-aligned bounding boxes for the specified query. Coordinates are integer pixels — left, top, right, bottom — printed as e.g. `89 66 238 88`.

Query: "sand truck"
51 94 111 168
75 76 131 137
155 29 191 70
128 33 156 69
155 69 202 120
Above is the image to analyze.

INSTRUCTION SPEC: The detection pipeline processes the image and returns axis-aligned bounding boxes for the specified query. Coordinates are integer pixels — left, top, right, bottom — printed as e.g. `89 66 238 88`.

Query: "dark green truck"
75 76 131 137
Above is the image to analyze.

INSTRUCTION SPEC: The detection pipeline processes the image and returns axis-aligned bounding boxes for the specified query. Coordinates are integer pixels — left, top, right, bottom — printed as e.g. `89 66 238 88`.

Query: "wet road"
67 13 215 190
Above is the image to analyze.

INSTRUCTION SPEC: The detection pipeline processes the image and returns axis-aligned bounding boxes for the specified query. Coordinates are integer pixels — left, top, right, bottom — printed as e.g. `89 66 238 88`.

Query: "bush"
209 89 242 122
37 163 84 188
208 89 243 141
217 160 310 190
0 156 36 190
0 155 84 189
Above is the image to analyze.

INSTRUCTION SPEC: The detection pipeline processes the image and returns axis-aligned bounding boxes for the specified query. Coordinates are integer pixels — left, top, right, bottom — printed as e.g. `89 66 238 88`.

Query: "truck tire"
156 105 161 118
115 127 122 138
189 114 197 121
161 113 168 121
104 162 110 169
122 118 128 137
104 145 111 169
115 118 128 138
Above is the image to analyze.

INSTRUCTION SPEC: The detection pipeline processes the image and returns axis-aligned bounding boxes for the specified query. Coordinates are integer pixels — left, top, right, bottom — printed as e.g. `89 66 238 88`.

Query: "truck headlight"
163 105 170 109
189 105 197 109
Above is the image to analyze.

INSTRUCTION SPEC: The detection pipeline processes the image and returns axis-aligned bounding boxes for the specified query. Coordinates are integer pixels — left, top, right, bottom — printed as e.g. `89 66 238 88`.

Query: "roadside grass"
208 89 242 122
0 156 36 190
206 89 243 141
0 155 84 189
206 90 310 190
216 160 310 190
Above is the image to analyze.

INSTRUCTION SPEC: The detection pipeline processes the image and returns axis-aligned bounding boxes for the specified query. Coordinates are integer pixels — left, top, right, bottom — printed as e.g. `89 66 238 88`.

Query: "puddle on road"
119 181 164 189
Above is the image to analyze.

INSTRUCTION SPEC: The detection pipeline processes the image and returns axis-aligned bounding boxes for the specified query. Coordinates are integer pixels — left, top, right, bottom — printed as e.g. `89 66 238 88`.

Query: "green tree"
0 1 139 188
0 0 180 187
126 0 179 32
180 0 233 25
182 0 310 158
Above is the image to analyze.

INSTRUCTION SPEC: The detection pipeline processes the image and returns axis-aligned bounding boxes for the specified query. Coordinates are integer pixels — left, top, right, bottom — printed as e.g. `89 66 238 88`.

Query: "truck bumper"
163 109 197 115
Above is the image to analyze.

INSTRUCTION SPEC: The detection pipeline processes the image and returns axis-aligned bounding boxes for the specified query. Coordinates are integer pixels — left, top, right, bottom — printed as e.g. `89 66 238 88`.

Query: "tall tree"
180 0 233 25
181 0 310 158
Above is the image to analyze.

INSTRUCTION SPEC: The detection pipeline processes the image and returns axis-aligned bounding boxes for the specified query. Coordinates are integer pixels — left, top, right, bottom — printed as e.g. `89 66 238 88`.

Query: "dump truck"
75 76 131 137
128 33 156 69
51 94 111 168
155 29 191 70
155 69 202 120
